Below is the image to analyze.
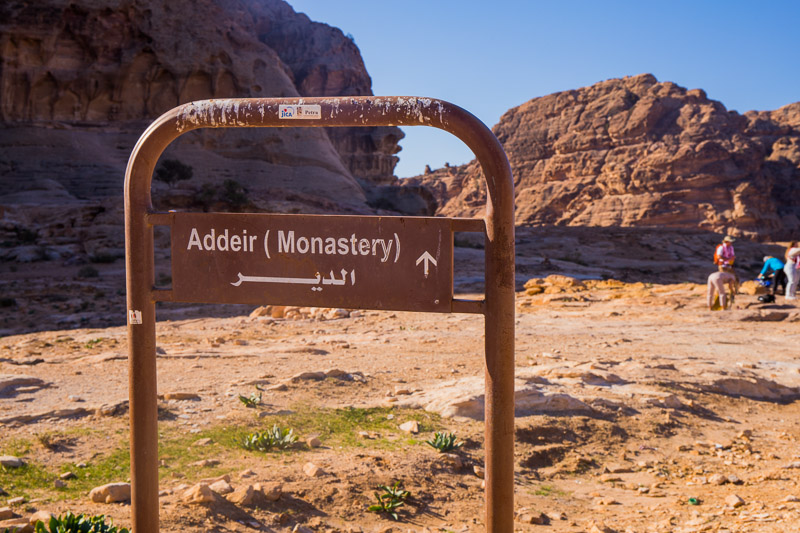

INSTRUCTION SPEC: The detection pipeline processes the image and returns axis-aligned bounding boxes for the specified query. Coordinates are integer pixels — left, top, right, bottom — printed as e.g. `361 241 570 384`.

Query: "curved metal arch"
124 96 515 532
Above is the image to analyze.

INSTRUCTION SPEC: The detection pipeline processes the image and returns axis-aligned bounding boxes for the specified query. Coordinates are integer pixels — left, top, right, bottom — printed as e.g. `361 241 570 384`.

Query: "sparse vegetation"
196 179 250 211
154 158 193 187
220 179 249 211
425 431 463 453
33 511 129 533
240 424 297 451
238 391 262 408
367 481 410 521
77 266 99 278
84 338 103 349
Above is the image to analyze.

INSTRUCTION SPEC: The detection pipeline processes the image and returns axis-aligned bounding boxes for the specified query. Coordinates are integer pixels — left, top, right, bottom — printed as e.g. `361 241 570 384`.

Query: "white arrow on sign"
415 251 437 278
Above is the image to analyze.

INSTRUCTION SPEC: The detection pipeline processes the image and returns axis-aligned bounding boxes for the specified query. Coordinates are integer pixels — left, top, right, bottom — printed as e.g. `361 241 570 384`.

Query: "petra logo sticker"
128 309 143 325
279 105 321 119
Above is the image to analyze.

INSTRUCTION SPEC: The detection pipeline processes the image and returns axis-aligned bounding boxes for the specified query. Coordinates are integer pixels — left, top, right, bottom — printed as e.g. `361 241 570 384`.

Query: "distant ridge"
406 74 800 240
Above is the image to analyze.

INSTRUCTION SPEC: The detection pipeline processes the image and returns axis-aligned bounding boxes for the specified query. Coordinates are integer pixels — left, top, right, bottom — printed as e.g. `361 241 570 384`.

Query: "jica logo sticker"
279 104 321 120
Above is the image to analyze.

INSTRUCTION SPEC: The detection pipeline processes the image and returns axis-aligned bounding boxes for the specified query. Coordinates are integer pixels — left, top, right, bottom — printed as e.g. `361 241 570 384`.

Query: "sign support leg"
126 216 160 533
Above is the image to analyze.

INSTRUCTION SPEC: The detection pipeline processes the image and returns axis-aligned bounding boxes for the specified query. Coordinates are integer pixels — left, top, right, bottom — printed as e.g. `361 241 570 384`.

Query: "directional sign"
170 213 454 312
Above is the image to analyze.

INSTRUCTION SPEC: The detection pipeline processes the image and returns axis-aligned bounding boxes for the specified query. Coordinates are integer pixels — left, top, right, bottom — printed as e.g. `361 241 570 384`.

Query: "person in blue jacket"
758 255 786 296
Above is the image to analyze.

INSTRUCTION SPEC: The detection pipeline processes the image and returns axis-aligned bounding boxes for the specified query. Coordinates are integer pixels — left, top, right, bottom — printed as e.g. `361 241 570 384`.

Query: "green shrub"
32 511 128 533
155 159 193 187
240 424 297 451
425 431 463 453
367 481 410 520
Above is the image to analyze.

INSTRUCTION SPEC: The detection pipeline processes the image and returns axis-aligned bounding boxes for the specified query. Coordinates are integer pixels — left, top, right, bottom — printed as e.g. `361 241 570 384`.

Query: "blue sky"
287 1 800 178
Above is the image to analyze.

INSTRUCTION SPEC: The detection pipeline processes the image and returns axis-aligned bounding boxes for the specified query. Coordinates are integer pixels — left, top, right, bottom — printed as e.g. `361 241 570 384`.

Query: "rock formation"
407 74 800 240
0 0 406 262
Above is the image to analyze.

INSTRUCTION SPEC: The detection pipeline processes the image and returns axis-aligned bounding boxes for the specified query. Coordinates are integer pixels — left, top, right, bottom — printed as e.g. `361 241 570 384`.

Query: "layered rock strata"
407 74 800 239
0 0 409 262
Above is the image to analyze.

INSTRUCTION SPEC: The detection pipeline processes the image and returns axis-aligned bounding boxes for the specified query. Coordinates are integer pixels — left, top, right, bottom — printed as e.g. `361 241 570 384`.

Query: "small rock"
306 436 322 448
517 512 549 525
473 465 485 479
594 497 620 506
587 520 615 533
292 525 314 533
227 485 255 506
603 463 632 474
53 479 67 489
258 482 282 501
0 508 14 520
182 483 216 504
399 420 419 433
0 518 32 533
198 474 230 485
725 494 745 508
239 469 257 478
161 392 200 401
192 438 213 446
89 482 131 503
265 383 288 392
7 497 25 506
0 456 24 469
290 371 326 382
209 480 233 495
727 474 742 484
782 495 799 502
28 511 54 525
60 472 76 480
303 462 325 477
438 453 463 469
188 459 220 468
708 473 727 485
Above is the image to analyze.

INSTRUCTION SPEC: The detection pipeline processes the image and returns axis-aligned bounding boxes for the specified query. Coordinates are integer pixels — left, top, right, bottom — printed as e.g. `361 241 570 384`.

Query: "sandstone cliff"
407 74 800 240
0 0 406 261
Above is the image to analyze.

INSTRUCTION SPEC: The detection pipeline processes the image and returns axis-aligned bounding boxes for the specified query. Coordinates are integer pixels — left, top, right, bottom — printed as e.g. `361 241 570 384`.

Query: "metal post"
124 96 514 532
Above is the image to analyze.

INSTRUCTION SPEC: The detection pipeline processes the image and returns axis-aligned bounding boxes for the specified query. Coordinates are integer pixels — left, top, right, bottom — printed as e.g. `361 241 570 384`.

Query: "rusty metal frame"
124 97 515 532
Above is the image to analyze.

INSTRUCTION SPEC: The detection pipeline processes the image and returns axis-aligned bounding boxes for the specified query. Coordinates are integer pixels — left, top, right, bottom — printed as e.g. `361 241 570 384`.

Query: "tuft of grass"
240 425 297 452
238 391 262 408
531 483 570 498
0 438 131 502
425 432 463 453
367 481 410 521
84 338 103 349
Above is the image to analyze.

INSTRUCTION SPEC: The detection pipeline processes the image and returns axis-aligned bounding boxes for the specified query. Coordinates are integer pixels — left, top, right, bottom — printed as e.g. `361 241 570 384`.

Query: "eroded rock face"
408 74 800 239
0 0 414 269
0 0 403 225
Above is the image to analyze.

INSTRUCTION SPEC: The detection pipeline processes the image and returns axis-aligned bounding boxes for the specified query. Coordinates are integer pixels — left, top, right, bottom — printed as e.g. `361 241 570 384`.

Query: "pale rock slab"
88 482 131 503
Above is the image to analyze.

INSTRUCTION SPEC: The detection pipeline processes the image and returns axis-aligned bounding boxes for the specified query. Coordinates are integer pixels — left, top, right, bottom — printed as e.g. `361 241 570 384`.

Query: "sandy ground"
2 271 800 532
1 225 800 532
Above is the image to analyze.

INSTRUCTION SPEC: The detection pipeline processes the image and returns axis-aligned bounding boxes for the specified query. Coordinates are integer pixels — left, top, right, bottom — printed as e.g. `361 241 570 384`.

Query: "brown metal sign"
125 96 516 533
170 213 453 312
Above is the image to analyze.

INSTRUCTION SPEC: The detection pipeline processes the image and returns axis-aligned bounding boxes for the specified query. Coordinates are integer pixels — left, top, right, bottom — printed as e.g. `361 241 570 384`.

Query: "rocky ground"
1 226 800 532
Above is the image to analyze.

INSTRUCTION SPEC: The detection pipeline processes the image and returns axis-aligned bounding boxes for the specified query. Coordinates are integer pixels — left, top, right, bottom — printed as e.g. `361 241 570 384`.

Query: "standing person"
785 241 800 301
714 236 736 273
707 270 738 310
757 255 787 297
